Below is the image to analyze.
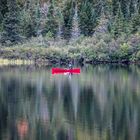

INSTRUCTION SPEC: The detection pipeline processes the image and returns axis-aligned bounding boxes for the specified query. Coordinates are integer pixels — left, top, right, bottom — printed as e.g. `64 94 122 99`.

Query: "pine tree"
79 0 96 36
111 3 125 37
138 0 140 13
129 0 135 16
0 0 8 32
45 0 58 38
112 0 119 16
71 4 80 40
0 0 8 23
0 0 22 45
56 8 64 40
94 13 109 36
111 2 132 37
62 0 74 40
131 13 140 33
120 0 131 19
30 2 41 37
19 0 41 38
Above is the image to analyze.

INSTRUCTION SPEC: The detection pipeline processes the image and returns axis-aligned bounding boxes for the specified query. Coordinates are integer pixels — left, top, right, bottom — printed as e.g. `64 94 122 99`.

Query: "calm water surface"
0 65 140 140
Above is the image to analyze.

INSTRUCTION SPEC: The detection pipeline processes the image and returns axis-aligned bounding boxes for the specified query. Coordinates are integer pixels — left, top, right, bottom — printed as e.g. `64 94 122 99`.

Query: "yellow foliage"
0 59 34 66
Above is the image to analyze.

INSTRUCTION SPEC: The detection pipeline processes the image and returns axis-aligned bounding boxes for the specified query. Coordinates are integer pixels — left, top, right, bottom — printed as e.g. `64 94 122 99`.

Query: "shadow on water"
0 64 140 140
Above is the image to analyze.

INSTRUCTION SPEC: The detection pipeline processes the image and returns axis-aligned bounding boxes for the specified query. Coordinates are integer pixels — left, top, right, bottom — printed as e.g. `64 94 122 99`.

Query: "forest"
0 0 140 64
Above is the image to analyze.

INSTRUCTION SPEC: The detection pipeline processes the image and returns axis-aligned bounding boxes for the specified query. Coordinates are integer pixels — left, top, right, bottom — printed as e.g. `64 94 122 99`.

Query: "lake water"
0 65 140 140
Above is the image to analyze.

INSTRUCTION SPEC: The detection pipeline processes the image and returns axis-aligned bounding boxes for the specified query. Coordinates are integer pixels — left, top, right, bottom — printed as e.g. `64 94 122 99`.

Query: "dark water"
0 65 140 140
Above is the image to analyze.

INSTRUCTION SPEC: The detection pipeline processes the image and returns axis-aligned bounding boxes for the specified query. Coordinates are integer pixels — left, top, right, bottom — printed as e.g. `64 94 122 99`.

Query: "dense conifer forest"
0 0 140 64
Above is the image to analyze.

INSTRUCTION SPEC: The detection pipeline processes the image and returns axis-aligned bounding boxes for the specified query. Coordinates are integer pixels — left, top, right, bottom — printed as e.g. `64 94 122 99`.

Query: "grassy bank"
0 33 140 65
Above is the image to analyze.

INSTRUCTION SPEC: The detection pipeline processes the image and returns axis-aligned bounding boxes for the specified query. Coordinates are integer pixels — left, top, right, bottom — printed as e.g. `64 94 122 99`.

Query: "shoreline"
0 58 139 66
0 43 140 66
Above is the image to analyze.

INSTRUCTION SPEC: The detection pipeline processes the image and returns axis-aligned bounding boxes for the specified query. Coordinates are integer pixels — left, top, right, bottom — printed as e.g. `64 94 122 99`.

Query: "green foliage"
45 31 54 39
45 0 58 38
136 51 140 60
0 0 139 40
19 9 32 38
131 50 140 61
0 23 3 32
111 4 124 37
0 0 8 23
120 0 130 18
112 0 119 16
0 0 22 45
118 43 131 59
62 0 74 39
0 0 140 64
82 47 97 60
129 0 136 16
79 1 96 36
19 1 41 38
0 32 140 63
95 39 108 53
110 3 132 38
131 14 140 33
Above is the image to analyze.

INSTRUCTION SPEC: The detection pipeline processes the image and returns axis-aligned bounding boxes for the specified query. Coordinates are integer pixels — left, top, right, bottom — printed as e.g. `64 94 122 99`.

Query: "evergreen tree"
62 0 74 40
112 0 119 16
94 13 109 36
131 13 140 33
71 4 80 40
56 8 64 40
0 0 8 23
45 0 58 38
31 2 41 37
19 0 41 38
111 2 132 37
0 0 22 45
0 0 8 32
111 3 125 37
1 0 140 46
79 0 96 36
129 0 136 16
138 0 140 13
120 0 131 18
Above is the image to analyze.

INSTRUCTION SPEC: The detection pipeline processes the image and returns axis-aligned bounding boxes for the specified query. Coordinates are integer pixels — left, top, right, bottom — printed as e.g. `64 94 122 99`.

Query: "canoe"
52 68 80 74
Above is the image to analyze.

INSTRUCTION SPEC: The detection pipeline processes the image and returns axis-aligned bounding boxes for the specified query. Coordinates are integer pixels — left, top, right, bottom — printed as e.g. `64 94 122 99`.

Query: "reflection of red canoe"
52 68 80 74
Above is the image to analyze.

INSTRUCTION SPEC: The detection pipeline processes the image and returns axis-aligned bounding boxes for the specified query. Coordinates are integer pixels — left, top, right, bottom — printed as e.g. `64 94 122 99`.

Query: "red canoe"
52 68 80 74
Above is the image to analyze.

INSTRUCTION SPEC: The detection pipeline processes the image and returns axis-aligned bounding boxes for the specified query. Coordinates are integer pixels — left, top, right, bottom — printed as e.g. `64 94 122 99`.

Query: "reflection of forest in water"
0 65 140 140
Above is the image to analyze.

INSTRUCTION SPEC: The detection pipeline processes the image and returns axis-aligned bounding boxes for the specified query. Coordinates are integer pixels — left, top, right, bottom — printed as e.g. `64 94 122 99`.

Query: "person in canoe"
68 61 73 77
68 61 73 69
